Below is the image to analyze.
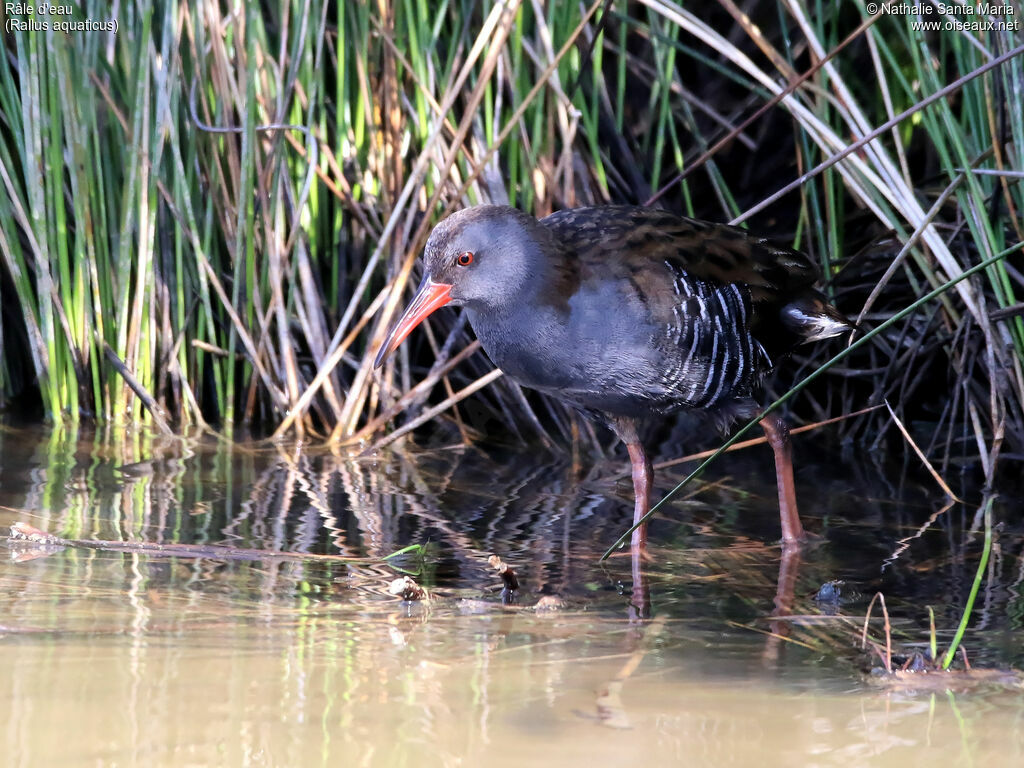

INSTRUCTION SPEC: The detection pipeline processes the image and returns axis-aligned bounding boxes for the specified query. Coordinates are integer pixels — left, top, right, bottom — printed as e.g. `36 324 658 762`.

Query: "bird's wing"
540 205 821 304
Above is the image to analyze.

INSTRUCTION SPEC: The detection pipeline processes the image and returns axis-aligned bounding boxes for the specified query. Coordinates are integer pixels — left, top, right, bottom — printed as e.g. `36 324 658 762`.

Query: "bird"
374 204 853 550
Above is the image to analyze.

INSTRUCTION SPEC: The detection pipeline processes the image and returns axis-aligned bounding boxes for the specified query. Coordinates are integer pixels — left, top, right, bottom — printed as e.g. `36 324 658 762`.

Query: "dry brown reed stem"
207 85 323 428
173 189 288 410
365 16 464 165
273 286 392 437
368 369 505 452
202 3 242 231
861 592 893 674
276 82 381 236
527 0 579 205
443 0 607 212
343 29 524 437
193 4 334 426
303 1 521 440
268 206 303 431
883 400 960 501
286 235 346 424
717 0 797 81
982 75 1024 244
359 0 523 390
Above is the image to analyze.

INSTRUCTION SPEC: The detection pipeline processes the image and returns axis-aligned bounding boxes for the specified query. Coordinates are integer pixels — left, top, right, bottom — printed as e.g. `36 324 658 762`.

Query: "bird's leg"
609 417 653 551
758 412 804 545
624 439 652 551
609 418 653 616
626 439 652 618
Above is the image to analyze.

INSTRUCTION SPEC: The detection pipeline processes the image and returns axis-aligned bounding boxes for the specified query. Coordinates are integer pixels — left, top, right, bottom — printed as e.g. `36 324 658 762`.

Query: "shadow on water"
1 424 1023 766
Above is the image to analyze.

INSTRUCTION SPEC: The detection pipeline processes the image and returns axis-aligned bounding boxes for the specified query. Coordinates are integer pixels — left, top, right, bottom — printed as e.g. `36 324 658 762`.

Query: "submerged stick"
7 522 419 565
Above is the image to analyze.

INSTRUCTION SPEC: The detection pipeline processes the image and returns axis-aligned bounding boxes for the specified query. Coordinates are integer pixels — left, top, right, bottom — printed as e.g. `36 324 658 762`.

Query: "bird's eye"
456 251 474 267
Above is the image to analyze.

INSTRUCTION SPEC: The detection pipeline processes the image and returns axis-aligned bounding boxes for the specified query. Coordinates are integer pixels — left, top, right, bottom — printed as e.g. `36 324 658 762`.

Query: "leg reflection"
762 545 802 667
629 541 651 622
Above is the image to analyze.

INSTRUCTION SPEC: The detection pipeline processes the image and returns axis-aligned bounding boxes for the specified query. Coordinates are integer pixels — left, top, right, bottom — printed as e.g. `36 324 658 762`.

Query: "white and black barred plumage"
656 271 767 410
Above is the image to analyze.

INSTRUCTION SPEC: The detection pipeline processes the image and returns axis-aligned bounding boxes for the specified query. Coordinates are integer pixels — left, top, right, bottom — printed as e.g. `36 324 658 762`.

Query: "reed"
0 1 1021 482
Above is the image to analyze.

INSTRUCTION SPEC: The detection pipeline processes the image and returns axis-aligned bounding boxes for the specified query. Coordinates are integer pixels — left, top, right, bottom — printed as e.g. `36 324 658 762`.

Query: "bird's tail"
780 291 855 343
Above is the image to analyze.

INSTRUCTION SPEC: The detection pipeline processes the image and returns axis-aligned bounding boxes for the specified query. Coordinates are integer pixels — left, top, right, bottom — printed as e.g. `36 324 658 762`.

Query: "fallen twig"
7 521 419 566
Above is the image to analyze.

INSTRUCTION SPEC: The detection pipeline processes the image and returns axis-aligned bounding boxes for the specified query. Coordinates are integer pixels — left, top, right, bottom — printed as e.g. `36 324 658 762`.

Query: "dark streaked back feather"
541 205 851 360
541 206 820 304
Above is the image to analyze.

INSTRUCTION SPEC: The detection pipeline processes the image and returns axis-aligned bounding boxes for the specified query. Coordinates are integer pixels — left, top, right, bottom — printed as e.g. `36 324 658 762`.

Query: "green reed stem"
941 495 994 670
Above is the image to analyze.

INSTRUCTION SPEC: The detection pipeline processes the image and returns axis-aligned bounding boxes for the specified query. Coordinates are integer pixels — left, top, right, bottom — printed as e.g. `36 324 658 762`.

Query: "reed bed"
1 0 1022 484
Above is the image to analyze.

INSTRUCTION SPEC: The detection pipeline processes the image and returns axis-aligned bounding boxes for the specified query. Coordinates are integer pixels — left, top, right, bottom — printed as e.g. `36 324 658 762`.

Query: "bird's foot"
780 528 823 550
631 544 654 563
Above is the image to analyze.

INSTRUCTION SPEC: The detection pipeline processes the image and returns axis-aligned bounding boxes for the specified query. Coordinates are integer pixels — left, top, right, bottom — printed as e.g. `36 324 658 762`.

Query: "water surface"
1 425 1022 767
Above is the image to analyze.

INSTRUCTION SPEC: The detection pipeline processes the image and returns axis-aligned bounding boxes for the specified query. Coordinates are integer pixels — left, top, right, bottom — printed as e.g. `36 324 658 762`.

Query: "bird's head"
373 205 545 368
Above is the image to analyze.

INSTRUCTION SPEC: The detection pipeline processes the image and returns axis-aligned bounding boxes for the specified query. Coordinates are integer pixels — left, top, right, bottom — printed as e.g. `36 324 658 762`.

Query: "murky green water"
2 425 1022 767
